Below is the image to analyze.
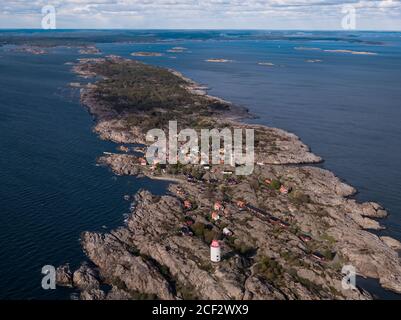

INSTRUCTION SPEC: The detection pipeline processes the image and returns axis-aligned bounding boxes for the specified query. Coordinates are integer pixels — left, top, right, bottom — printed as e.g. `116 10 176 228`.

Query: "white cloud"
0 0 400 29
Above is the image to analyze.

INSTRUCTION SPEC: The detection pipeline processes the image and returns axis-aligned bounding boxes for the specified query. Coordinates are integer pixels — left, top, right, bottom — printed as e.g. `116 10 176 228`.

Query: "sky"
0 0 401 30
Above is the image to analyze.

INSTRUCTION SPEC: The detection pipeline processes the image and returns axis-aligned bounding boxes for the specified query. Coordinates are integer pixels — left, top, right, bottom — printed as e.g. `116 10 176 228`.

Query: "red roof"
211 240 220 248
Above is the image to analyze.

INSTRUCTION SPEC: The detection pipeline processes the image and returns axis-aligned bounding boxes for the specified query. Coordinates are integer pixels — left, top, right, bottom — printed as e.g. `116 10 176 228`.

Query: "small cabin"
312 252 325 261
269 216 280 224
223 227 233 237
183 200 192 210
181 226 193 237
185 219 194 226
222 170 233 175
236 200 246 208
279 185 290 194
214 202 224 211
176 186 185 195
211 211 220 221
279 221 290 228
299 234 312 243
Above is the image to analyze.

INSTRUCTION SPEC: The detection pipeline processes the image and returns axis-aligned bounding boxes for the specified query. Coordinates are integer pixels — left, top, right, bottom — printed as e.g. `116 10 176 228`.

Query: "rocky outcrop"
81 231 175 300
98 154 140 176
243 277 286 300
381 236 401 250
80 288 106 300
72 263 100 290
71 184 379 300
56 264 73 288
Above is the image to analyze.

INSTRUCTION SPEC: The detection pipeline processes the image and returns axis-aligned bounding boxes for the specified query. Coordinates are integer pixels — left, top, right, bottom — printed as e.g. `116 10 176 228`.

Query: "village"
103 146 330 266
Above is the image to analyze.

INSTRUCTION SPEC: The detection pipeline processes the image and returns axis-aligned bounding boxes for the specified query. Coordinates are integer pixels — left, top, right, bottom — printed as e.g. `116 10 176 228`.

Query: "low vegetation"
255 256 284 283
190 222 221 244
83 59 233 134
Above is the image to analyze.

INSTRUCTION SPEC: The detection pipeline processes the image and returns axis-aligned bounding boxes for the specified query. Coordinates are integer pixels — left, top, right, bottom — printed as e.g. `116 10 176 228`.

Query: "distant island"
324 49 378 56
10 46 47 55
205 59 233 63
167 47 188 53
131 52 164 57
79 46 102 55
294 47 377 56
294 47 322 51
53 56 401 300
258 62 275 66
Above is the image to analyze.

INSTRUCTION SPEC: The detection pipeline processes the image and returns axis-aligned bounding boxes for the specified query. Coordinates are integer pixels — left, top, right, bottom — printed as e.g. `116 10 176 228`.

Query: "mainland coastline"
55 55 401 300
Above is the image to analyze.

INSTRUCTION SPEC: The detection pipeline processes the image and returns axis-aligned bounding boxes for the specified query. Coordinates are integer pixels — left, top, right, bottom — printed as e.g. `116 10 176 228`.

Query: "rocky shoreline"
57 55 401 300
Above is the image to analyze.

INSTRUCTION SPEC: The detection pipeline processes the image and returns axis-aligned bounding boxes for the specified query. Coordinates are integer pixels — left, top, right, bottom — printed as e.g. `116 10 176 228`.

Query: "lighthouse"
210 240 221 263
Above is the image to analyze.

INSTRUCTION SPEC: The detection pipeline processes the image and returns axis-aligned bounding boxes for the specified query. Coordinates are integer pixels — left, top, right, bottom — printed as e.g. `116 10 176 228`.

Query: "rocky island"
10 46 48 55
323 49 378 56
205 59 233 63
167 47 188 53
258 62 275 67
131 52 164 57
79 46 102 55
57 55 401 300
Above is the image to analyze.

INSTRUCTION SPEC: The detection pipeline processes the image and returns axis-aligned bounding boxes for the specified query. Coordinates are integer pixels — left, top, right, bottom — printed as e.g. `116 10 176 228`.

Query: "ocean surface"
0 30 400 299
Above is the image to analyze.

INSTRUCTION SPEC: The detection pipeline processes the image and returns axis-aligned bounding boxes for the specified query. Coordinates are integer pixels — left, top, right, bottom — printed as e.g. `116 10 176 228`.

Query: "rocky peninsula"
57 55 401 300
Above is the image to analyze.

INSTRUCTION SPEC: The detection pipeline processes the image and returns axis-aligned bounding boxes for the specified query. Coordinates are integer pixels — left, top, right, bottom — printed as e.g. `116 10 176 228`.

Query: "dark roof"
312 252 325 260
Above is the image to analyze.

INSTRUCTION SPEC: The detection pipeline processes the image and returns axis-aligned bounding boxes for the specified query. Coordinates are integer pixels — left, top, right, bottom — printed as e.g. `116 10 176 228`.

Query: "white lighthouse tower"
210 240 221 263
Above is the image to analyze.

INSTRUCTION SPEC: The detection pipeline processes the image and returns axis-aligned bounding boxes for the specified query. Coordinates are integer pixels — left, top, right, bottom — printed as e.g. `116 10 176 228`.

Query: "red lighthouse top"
211 240 220 248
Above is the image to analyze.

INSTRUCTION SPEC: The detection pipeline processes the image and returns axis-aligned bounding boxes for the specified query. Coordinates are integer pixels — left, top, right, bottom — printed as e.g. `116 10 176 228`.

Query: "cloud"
0 0 400 29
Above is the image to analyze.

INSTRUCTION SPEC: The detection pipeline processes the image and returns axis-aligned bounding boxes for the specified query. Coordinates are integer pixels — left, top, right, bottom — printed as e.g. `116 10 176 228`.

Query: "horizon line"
1 28 401 32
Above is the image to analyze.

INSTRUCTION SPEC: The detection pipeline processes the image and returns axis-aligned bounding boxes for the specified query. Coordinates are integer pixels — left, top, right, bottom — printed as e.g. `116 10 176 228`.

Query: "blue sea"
0 30 400 299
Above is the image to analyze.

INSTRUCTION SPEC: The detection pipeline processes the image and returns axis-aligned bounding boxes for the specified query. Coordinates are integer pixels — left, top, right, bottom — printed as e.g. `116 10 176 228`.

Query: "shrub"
190 222 221 244
289 190 310 204
269 179 282 190
293 275 323 294
191 167 205 180
255 256 284 282
322 249 335 261
231 241 255 256
191 222 205 238
176 282 198 300
204 229 220 244
320 233 336 245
